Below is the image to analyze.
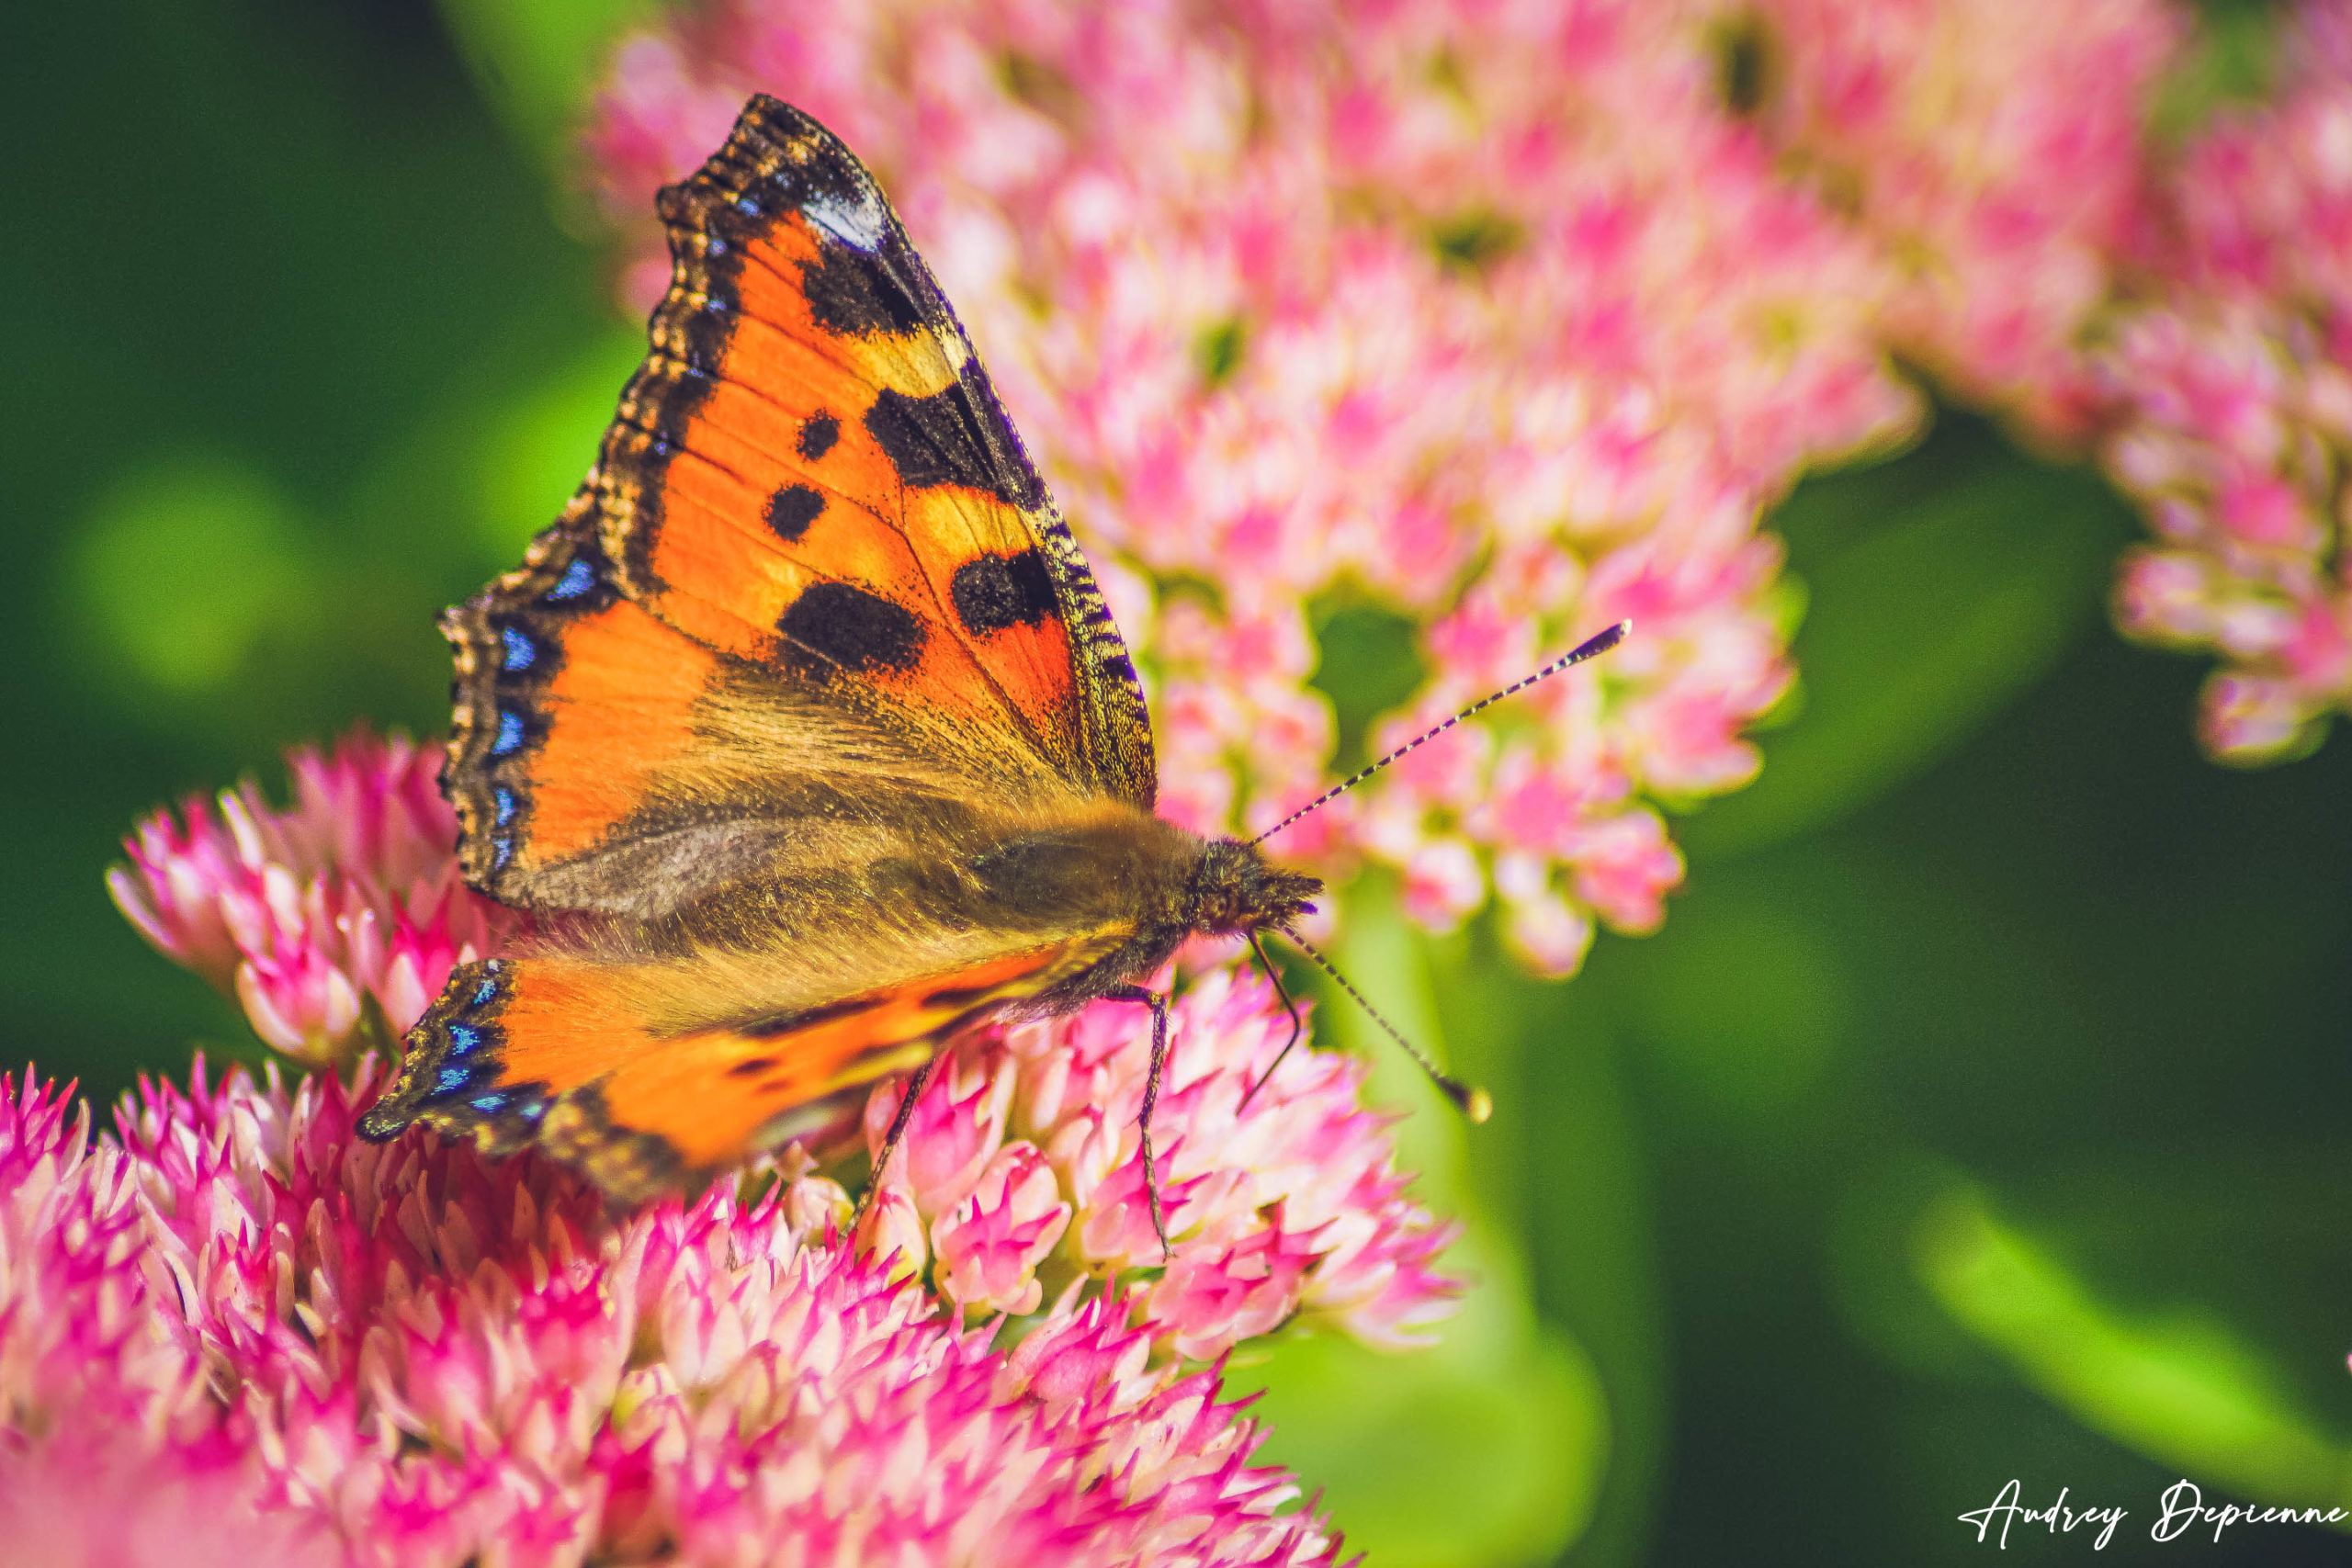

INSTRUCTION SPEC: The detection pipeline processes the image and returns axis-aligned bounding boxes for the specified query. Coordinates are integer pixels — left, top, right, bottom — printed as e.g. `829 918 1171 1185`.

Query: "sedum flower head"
867 962 1459 1359
1736 0 2183 439
2097 0 2352 761
1 1058 1344 1566
107 730 516 1066
586 0 1929 976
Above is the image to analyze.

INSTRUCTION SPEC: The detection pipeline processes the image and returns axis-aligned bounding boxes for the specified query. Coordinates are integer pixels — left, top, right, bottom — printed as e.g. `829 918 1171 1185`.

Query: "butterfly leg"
852 1052 941 1237
1107 984 1173 1260
1238 931 1305 1111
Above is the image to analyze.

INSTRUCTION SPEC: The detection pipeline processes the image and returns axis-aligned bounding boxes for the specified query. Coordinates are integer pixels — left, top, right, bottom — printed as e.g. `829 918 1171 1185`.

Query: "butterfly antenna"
1250 621 1630 848
1282 930 1491 1124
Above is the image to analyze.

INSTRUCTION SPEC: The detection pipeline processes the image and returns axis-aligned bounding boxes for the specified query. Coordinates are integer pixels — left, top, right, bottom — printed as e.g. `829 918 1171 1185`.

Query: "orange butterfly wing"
371 941 1108 1203
360 99 1169 1190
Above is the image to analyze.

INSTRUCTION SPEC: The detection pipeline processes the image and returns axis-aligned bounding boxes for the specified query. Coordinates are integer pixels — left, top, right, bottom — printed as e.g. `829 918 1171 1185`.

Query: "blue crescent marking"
500 626 537 671
546 558 595 602
491 710 526 756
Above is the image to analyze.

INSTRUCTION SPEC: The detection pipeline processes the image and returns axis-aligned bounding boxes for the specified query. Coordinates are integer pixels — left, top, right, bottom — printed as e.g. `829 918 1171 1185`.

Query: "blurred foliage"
7 2 2352 1564
437 0 666 164
1918 1184 2352 1513
1679 414 2132 862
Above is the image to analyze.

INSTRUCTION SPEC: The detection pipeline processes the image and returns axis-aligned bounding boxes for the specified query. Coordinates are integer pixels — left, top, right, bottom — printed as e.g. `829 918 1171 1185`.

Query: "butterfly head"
1189 837 1322 935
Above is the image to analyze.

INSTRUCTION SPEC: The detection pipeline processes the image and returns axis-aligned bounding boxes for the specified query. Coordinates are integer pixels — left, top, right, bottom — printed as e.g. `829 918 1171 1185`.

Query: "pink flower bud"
863 1045 1012 1216
932 1143 1071 1316
854 1183 929 1280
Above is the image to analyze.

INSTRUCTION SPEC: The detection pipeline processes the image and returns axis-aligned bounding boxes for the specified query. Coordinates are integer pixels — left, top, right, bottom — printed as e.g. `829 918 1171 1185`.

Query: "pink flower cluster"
1740 0 2183 438
587 0 1931 974
861 964 1458 1357
0 1062 1339 1567
108 731 515 1066
581 0 2352 910
2095 0 2352 761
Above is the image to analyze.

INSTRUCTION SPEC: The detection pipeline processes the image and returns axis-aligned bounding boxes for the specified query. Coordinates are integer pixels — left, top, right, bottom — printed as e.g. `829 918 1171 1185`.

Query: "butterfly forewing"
605 96 1153 804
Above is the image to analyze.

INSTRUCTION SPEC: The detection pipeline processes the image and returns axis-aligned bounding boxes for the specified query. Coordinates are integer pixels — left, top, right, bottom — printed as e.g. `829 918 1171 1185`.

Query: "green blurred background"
6 2 2350 1562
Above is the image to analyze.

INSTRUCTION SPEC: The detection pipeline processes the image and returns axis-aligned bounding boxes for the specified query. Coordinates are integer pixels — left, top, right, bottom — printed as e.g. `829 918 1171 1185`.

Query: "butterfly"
357 95 1623 1229
354 94 1327 1224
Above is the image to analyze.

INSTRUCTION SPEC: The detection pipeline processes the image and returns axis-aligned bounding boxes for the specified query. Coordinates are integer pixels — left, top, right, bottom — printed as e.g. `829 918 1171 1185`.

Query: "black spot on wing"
739 992 888 1039
800 243 933 336
951 549 1057 636
764 483 827 541
776 581 926 673
865 380 1046 508
797 410 841 459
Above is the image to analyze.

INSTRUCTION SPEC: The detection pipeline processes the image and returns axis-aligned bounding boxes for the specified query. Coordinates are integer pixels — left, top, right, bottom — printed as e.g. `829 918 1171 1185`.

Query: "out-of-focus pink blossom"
2097 0 2352 761
107 730 516 1066
0 1438 328 1568
587 0 1929 975
1 1060 1341 1567
1740 0 2184 439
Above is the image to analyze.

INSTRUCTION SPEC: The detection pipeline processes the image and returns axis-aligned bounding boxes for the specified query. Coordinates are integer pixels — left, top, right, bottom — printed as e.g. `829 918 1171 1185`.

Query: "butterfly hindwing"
361 939 1120 1201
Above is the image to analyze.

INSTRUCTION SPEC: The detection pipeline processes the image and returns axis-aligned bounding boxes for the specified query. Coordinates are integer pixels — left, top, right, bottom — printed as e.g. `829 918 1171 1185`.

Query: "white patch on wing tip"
805 186 888 254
